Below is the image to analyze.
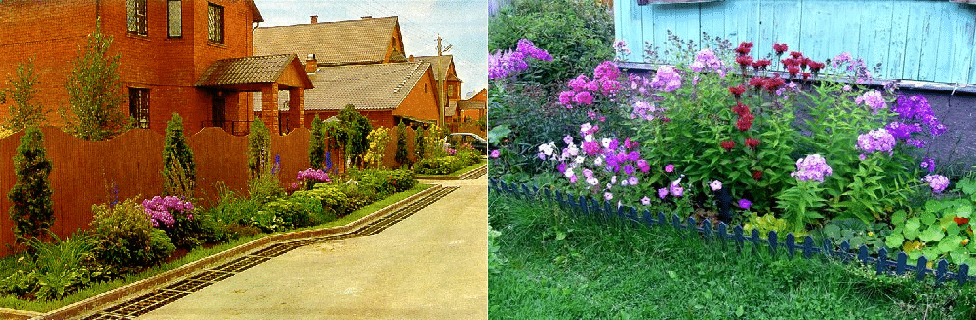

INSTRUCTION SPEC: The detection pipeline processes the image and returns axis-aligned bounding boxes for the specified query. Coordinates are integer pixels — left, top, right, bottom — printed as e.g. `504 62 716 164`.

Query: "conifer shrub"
162 113 196 199
8 126 54 246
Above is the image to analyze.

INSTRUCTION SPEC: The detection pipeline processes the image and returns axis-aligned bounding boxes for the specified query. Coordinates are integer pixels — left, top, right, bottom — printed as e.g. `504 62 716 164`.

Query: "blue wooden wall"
614 0 976 85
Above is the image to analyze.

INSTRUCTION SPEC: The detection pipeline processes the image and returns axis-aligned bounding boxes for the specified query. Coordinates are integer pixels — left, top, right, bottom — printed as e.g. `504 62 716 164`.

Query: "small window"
127 0 148 36
168 0 182 38
208 3 224 44
129 88 150 129
448 84 455 97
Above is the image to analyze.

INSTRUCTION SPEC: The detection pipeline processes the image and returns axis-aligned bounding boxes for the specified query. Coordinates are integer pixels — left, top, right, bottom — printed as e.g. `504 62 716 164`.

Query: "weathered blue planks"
617 0 976 84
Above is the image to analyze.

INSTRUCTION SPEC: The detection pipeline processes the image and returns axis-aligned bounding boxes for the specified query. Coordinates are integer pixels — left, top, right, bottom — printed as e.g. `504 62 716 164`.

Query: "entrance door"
212 95 226 128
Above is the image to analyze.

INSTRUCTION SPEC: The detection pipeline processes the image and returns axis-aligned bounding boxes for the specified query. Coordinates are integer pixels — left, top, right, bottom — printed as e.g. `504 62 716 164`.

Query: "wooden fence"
0 125 425 256
489 179 976 286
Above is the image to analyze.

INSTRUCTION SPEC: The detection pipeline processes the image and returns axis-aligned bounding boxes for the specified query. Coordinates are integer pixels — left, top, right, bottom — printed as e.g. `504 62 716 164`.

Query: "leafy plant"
90 199 173 273
1 59 48 131
247 118 271 179
394 121 410 168
61 19 129 141
308 115 326 170
364 127 390 169
337 104 372 168
884 177 976 266
8 126 54 246
414 126 426 163
162 113 196 199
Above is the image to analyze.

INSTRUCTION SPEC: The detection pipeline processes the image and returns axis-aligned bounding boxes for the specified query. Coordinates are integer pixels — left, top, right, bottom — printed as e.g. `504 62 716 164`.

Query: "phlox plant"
293 168 331 191
143 196 195 228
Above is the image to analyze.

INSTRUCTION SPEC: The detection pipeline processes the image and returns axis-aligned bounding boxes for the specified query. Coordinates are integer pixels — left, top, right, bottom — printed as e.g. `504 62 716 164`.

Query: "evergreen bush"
162 113 196 199
8 126 54 246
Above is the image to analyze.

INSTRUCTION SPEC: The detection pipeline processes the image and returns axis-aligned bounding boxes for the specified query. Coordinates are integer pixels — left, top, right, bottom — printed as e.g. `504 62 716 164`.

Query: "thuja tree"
247 118 272 178
395 121 409 168
414 126 426 162
337 104 372 168
8 127 54 245
162 113 196 198
308 115 326 169
62 20 129 141
1 60 48 131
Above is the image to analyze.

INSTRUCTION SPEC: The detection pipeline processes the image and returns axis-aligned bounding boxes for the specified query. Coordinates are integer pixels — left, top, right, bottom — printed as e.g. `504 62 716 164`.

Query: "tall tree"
62 20 129 141
162 113 196 198
337 104 372 168
394 121 410 168
1 60 48 131
8 127 54 246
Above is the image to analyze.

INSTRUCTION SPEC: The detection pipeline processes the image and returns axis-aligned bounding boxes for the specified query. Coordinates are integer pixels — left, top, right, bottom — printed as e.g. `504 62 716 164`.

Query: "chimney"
408 55 414 62
361 16 372 19
305 54 317 73
310 15 318 24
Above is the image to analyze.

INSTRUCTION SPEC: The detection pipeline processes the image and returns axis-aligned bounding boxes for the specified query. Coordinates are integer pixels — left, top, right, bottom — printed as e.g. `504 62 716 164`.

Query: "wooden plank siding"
616 0 976 85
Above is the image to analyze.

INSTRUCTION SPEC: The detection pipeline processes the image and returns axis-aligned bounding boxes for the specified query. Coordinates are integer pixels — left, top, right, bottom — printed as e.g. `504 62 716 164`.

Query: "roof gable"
414 55 459 81
254 16 400 67
303 62 432 110
196 54 312 89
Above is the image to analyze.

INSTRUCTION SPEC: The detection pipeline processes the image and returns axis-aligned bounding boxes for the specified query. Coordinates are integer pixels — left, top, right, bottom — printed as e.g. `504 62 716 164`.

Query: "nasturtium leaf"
904 226 919 240
938 236 959 252
891 210 907 225
959 177 976 195
905 218 920 232
925 200 946 214
920 227 945 243
969 239 976 251
487 125 511 144
947 223 961 235
955 205 972 219
824 224 841 239
921 212 937 226
885 234 904 249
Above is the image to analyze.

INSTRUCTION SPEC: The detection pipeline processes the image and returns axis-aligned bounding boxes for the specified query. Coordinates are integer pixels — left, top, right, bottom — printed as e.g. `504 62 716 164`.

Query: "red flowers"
720 140 736 151
735 42 753 55
749 77 764 90
762 77 785 92
745 137 760 149
955 217 970 226
732 102 751 115
808 61 825 74
787 66 801 77
729 85 746 98
790 51 803 59
752 170 763 181
773 43 788 55
751 59 771 71
735 55 753 67
736 114 754 131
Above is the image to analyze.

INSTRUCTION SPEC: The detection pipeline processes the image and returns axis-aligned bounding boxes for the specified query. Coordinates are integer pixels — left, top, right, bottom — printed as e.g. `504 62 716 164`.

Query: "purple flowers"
791 154 833 183
855 90 886 111
923 174 949 193
650 66 681 92
297 168 331 184
488 38 552 79
856 128 896 155
738 199 752 210
920 157 936 173
559 62 622 108
689 49 726 77
143 196 195 228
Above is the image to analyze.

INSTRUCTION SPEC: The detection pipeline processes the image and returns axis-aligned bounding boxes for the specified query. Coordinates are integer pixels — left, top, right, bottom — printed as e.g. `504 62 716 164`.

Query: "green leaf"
938 236 959 253
905 218 920 232
921 212 937 226
885 234 904 249
892 210 907 225
487 125 511 144
925 200 947 214
954 205 972 219
919 226 945 243
950 252 969 266
824 224 841 239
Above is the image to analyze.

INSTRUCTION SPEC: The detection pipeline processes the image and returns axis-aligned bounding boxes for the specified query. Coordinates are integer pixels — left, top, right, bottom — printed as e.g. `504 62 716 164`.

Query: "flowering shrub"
90 199 174 272
364 127 390 169
489 39 552 80
293 168 331 191
143 196 200 248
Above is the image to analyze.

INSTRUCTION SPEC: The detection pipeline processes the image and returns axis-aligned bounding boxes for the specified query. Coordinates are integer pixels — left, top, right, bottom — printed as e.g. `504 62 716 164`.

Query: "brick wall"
393 68 441 124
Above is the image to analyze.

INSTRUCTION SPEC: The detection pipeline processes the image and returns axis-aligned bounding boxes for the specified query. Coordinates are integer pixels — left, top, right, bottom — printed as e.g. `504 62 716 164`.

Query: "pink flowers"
856 128 896 155
709 180 723 191
855 90 887 111
745 137 760 149
791 154 833 183
728 85 746 99
489 39 552 80
720 140 736 151
297 168 331 183
650 66 682 92
923 174 949 193
143 196 195 228
772 43 788 55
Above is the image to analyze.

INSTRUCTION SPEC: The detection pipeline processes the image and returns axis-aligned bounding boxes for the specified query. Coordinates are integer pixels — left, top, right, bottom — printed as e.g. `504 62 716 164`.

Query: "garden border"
489 178 976 287
29 184 446 320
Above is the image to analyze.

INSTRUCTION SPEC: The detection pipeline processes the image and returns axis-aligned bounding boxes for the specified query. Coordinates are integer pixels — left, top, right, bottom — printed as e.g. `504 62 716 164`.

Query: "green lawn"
488 192 975 320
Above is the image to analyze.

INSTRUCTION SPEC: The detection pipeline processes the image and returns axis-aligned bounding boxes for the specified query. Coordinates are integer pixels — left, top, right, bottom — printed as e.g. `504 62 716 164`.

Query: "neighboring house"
458 88 487 122
414 55 462 126
255 61 440 129
253 16 407 67
615 0 976 87
0 0 307 135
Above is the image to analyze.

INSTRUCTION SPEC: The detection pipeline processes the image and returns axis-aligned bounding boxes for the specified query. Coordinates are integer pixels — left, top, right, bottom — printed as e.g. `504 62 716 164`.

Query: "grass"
0 183 432 313
416 159 486 179
488 192 976 320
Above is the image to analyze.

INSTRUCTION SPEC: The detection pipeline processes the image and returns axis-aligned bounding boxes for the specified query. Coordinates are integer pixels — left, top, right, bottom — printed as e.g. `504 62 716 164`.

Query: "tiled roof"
414 55 459 81
196 54 297 86
254 16 399 66
255 62 432 111
458 99 486 110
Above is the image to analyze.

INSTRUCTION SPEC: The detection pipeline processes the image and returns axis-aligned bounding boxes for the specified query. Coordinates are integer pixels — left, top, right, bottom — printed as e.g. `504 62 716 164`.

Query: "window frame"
128 88 150 129
127 0 148 37
207 3 225 44
168 0 183 38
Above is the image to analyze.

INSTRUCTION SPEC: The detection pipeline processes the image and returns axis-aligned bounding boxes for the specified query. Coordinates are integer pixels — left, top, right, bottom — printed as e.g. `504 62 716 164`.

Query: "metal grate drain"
83 186 457 319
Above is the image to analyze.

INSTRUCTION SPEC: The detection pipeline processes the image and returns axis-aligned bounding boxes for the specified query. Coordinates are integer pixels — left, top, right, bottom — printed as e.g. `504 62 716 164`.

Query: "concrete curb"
31 184 444 320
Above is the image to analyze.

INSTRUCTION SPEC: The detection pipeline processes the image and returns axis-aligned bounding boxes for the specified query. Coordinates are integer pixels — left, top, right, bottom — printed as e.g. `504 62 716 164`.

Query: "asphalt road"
136 177 488 320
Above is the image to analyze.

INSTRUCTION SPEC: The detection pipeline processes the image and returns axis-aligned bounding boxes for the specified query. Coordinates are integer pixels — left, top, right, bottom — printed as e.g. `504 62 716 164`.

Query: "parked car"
444 133 490 155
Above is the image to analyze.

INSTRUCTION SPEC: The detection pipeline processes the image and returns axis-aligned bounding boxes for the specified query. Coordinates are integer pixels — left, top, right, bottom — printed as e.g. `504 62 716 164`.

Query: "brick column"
289 88 305 131
260 83 280 135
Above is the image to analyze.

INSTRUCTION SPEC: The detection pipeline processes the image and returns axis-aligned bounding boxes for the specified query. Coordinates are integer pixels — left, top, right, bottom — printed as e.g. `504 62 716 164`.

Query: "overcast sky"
252 0 488 98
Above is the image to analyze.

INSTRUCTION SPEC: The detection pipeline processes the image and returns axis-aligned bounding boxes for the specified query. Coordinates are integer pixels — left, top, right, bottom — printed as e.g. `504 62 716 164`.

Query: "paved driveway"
136 177 487 320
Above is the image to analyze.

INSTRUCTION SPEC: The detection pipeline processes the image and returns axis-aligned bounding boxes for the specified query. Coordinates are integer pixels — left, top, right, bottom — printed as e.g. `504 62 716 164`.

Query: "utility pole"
436 35 445 128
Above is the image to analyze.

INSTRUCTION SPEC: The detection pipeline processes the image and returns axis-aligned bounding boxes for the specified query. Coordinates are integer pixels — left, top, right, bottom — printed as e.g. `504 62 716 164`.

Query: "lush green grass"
416 159 486 179
489 192 976 320
0 183 432 312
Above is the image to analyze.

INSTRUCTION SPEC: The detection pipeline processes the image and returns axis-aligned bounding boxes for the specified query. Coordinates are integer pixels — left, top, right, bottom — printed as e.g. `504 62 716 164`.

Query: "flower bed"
489 35 975 272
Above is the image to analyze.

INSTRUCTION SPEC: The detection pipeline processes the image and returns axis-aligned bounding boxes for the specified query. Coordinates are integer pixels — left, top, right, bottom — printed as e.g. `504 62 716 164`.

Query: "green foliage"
89 199 173 273
489 0 613 87
742 212 810 239
61 20 129 141
337 105 372 168
0 233 111 301
304 183 350 218
1 60 48 131
819 219 889 250
8 127 54 246
162 113 196 199
488 222 507 274
394 122 410 168
885 185 976 266
252 195 322 233
308 115 326 170
414 126 426 162
204 183 263 239
416 156 466 175
248 170 283 205
775 181 828 232
247 118 271 179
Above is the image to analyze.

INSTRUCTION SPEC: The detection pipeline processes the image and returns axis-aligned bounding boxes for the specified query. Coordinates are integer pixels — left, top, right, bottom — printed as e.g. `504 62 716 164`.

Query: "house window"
168 0 182 38
448 84 455 97
126 0 148 36
129 88 150 129
208 3 224 44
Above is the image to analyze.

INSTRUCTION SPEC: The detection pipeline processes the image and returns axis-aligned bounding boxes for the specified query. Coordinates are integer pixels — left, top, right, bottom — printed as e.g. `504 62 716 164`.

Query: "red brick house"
0 0 309 136
253 16 441 129
458 88 487 122
414 55 462 126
